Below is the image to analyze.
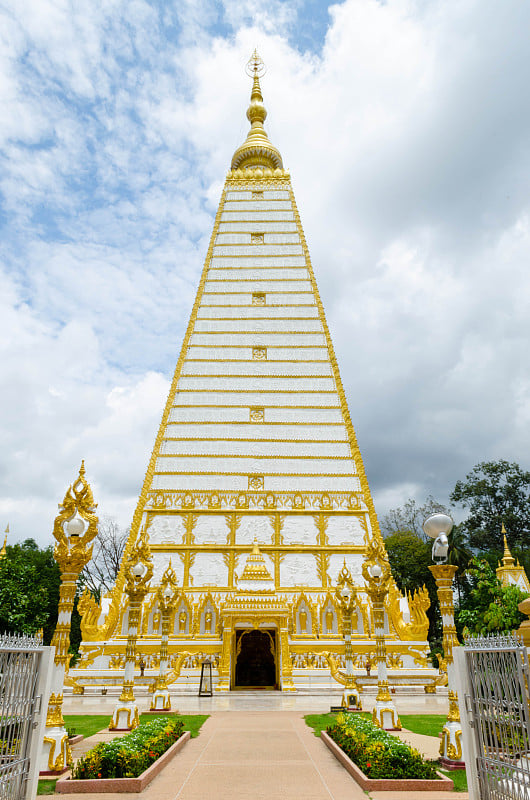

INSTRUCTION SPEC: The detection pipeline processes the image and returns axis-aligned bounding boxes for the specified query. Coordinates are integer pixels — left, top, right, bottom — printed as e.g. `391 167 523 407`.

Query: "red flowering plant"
326 714 439 780
72 717 184 780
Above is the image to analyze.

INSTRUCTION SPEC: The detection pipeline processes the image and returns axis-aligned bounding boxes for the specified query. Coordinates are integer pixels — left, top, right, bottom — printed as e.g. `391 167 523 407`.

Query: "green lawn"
440 768 468 792
37 779 57 795
63 714 108 738
400 714 447 738
63 713 208 740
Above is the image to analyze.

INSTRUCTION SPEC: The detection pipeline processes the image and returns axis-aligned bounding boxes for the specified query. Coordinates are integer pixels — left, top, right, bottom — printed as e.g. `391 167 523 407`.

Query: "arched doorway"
234 629 277 689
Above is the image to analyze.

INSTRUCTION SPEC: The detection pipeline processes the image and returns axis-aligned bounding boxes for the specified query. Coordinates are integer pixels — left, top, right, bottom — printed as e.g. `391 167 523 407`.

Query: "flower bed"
322 713 453 791
72 717 184 780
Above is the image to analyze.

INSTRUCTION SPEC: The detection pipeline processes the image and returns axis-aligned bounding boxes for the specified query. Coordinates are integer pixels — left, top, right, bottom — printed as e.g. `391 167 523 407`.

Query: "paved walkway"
55 710 468 800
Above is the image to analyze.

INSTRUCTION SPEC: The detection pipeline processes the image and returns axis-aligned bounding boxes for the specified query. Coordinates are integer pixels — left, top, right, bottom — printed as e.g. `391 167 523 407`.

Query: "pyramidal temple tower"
75 53 433 693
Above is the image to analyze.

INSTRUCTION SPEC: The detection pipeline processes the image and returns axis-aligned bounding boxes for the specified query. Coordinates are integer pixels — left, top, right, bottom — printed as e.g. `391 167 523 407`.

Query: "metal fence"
0 634 52 800
458 633 530 800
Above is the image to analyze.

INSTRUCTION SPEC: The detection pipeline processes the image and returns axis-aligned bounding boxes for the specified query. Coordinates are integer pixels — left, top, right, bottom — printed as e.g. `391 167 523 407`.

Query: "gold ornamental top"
240 540 273 581
501 525 515 567
231 50 283 171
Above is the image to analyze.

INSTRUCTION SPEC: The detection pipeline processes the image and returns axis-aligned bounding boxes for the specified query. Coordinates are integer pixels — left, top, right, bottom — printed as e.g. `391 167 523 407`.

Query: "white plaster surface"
181 361 331 377
161 440 350 459
217 222 297 233
196 306 318 319
220 211 294 221
171 390 336 405
151 474 246 491
167 406 251 422
177 376 335 392
151 552 184 584
236 515 274 544
208 269 308 282
327 553 364 584
281 515 318 545
265 407 344 423
189 553 227 587
189 333 326 347
203 280 312 293
193 319 322 333
280 554 319 587
325 515 365 546
193 515 230 545
164 423 348 440
212 244 303 256
148 514 186 544
223 200 292 211
265 476 360 492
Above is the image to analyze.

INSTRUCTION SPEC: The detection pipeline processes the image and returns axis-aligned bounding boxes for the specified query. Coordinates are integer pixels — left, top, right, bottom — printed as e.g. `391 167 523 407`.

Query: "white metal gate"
461 634 530 800
0 634 52 800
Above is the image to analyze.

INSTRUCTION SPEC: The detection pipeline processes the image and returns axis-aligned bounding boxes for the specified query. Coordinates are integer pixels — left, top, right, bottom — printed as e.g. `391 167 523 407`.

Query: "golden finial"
502 525 515 567
0 528 7 560
231 50 283 171
79 460 86 477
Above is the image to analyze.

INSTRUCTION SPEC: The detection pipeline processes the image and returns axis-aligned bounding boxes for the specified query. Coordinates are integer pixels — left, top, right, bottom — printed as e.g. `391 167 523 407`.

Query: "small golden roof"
231 50 283 171
240 540 273 581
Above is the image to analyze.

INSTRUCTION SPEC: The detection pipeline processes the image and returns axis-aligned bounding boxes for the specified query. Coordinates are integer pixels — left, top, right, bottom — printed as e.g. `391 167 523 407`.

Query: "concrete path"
55 711 468 800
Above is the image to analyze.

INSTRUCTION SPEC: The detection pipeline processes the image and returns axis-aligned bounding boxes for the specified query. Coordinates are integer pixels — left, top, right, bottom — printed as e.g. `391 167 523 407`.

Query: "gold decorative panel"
252 346 267 360
252 190 264 199
251 233 264 244
248 475 264 491
249 407 265 422
252 292 266 306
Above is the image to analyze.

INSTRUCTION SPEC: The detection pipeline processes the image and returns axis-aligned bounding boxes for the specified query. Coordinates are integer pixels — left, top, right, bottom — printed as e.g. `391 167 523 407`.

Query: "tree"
384 529 441 642
380 496 451 540
457 557 528 635
80 517 128 600
450 460 530 551
0 539 60 641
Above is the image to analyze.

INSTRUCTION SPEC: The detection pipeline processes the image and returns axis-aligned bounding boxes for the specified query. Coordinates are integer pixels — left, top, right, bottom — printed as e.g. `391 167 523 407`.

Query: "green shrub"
327 713 440 780
72 717 184 780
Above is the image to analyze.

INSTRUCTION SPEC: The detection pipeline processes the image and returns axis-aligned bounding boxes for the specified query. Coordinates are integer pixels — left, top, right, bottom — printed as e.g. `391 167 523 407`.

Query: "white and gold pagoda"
73 53 437 694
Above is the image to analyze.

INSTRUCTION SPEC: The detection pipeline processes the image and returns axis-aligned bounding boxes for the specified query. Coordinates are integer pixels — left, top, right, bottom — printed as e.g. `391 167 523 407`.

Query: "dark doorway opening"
234 629 277 689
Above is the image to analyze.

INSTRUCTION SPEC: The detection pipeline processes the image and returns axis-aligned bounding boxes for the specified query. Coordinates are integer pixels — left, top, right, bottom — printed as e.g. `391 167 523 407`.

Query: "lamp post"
41 462 98 774
324 563 361 710
110 530 153 731
150 564 178 711
362 539 401 730
424 513 464 768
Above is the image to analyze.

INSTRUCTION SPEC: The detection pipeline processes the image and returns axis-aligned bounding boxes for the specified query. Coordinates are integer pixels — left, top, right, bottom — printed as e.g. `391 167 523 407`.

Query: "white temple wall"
203 280 312 293
281 516 318 545
164 423 347 440
236 516 275 544
148 514 186 544
180 361 331 377
189 553 227 587
280 554 319 587
326 516 365 547
160 441 351 459
196 306 318 320
193 515 230 545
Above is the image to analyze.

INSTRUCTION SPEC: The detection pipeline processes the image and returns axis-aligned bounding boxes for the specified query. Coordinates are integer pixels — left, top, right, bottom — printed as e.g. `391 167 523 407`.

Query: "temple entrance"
233 629 278 689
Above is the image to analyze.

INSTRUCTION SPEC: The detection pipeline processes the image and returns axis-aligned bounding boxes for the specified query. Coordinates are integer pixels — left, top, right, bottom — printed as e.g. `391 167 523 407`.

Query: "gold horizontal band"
162 437 348 443
154 470 356 476
165 420 344 425
157 452 351 460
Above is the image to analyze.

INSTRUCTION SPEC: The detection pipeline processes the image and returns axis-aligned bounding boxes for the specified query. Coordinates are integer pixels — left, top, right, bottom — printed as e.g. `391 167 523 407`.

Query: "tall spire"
231 50 283 171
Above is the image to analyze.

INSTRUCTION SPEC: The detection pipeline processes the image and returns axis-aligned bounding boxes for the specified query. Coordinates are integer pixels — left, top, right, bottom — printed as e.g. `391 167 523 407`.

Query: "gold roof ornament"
496 524 530 592
240 539 273 582
0 525 8 559
231 50 283 171
501 524 515 567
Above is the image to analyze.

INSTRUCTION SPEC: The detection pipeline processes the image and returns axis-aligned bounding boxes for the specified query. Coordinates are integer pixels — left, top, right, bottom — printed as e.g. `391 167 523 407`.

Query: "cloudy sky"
2 0 529 546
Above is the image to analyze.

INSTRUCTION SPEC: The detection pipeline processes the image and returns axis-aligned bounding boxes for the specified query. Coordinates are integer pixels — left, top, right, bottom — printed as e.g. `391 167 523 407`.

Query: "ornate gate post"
216 616 232 692
150 563 178 711
362 539 401 730
425 513 464 768
41 462 98 774
109 531 153 730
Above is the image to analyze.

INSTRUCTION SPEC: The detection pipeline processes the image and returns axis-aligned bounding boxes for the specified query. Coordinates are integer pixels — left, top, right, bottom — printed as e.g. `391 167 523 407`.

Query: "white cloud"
2 0 530 544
